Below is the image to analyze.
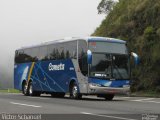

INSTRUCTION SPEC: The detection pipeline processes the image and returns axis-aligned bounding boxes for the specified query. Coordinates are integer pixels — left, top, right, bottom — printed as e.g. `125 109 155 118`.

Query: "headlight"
89 83 101 87
123 85 130 88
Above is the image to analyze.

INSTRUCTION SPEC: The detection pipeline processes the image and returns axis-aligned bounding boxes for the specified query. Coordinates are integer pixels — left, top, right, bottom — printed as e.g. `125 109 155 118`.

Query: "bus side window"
22 49 32 63
78 40 88 76
39 46 48 61
65 41 77 59
48 45 56 60
30 47 39 62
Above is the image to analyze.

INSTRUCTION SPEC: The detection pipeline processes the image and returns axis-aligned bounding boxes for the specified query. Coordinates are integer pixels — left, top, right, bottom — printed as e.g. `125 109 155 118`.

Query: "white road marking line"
131 98 155 101
28 97 50 100
81 112 137 120
129 98 160 104
130 100 160 104
10 102 41 108
145 101 160 103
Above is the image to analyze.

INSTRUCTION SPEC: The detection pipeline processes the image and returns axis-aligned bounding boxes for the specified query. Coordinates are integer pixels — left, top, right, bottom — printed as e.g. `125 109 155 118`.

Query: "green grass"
131 91 160 98
0 89 20 93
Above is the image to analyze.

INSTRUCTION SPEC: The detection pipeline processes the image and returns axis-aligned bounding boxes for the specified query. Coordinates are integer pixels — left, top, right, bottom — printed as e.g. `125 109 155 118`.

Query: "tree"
66 50 70 59
50 49 56 60
97 0 116 14
60 50 65 59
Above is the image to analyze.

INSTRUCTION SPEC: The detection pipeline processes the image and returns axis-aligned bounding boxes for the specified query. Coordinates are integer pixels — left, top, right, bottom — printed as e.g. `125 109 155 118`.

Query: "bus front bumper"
88 84 130 95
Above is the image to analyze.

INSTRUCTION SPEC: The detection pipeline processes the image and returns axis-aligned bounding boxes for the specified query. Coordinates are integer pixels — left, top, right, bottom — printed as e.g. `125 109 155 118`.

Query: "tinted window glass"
48 45 56 60
90 53 112 78
15 50 24 63
78 40 88 76
48 41 77 60
64 41 77 59
112 55 130 79
15 48 39 64
48 44 61 60
24 49 33 62
39 46 48 61
15 40 78 63
90 53 130 79
30 47 39 62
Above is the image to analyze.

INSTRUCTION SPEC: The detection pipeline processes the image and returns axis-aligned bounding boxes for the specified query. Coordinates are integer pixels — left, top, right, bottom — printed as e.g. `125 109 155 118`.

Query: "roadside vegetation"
0 89 20 93
93 0 160 94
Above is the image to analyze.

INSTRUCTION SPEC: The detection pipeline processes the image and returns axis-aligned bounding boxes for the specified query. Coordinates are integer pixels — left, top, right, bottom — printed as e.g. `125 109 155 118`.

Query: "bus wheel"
28 82 40 96
22 82 29 96
70 83 82 99
28 82 33 96
104 94 114 101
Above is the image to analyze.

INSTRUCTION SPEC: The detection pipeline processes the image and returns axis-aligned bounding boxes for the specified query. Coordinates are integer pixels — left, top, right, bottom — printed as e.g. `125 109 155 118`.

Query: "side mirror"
131 52 139 65
87 50 92 64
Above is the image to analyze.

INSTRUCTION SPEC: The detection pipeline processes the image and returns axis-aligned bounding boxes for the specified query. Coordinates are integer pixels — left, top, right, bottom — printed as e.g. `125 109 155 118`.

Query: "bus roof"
17 36 126 50
88 36 126 43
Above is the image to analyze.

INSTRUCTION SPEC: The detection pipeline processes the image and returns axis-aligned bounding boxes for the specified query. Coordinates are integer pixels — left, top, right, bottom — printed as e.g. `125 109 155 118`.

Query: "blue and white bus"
14 37 139 100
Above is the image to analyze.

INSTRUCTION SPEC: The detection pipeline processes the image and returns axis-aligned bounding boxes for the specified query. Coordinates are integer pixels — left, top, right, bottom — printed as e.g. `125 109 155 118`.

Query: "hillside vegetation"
93 0 160 92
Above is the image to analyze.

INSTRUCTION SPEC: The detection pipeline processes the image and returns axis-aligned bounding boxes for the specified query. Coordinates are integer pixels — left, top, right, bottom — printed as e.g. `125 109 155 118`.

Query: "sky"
0 0 105 88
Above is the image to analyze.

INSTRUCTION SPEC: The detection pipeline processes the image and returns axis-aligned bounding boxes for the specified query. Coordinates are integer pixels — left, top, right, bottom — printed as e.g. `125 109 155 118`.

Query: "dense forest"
93 0 160 92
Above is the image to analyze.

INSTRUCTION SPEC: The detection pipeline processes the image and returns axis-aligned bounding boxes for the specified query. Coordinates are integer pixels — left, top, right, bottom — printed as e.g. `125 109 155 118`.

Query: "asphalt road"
0 93 160 120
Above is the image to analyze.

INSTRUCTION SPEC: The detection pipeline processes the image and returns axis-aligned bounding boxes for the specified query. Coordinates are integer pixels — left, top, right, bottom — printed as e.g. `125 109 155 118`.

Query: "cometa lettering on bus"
48 63 65 71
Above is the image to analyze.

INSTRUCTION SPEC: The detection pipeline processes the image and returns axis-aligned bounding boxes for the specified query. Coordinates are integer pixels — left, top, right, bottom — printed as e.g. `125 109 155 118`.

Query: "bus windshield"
90 53 130 80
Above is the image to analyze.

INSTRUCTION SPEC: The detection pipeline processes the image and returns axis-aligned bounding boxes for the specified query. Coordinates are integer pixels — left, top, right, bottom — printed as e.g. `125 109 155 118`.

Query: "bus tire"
28 82 40 96
70 83 82 99
104 94 114 101
22 81 29 96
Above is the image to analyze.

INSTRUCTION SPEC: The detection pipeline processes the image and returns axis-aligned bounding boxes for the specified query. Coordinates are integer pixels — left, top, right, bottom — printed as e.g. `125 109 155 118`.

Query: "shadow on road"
24 94 125 102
